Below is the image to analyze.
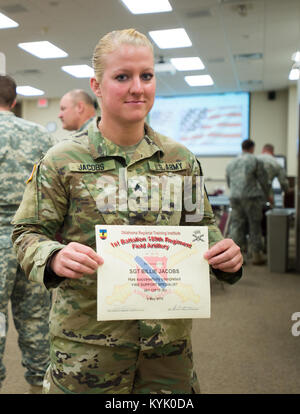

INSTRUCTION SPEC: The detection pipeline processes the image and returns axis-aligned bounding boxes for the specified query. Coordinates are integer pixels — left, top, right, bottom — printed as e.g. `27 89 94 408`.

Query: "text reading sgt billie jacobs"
105 397 194 410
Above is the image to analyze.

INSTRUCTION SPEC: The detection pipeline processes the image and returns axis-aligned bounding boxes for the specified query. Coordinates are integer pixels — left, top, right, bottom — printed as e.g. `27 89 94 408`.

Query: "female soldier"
12 29 242 394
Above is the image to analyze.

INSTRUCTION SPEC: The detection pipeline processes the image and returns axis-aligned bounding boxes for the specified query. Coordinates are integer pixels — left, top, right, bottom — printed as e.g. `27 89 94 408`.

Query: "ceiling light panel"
62 65 94 78
185 75 214 87
121 0 172 14
289 64 300 81
149 28 192 49
18 41 68 59
0 12 19 29
289 69 299 80
16 86 45 96
292 51 300 62
170 57 205 71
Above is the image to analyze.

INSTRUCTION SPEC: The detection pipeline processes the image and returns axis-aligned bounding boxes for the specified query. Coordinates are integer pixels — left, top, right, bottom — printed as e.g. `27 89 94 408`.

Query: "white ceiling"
0 0 299 100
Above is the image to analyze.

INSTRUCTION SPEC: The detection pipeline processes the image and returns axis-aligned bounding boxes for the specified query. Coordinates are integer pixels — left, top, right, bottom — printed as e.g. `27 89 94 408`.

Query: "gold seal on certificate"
95 225 210 320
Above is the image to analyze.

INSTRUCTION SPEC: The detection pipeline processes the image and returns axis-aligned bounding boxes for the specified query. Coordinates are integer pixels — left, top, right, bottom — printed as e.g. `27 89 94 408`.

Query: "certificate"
95 225 210 320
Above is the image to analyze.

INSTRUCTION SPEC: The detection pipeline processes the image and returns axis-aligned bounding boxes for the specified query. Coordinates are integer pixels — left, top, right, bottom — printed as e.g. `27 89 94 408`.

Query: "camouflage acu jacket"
12 119 238 349
0 110 53 247
257 153 288 194
226 152 271 199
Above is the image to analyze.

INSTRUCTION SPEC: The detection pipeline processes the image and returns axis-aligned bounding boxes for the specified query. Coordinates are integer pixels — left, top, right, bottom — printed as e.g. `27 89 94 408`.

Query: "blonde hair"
92 28 154 81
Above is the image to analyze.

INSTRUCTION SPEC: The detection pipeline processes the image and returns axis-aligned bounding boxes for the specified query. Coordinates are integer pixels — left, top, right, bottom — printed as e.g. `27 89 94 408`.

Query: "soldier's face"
93 44 156 125
58 94 80 131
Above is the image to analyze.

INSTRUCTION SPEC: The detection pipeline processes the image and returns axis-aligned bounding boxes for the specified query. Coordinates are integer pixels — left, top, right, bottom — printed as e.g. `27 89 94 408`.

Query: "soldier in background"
0 75 52 393
226 139 272 265
58 89 96 132
257 144 289 251
257 144 289 197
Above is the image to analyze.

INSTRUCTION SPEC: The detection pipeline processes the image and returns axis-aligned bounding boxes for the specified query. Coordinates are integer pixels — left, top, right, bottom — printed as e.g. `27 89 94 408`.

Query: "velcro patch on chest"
148 161 187 172
69 160 116 172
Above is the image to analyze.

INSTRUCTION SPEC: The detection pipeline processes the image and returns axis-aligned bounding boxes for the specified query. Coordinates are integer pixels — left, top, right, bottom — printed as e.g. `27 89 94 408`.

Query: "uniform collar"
0 110 15 117
77 116 95 133
87 117 164 163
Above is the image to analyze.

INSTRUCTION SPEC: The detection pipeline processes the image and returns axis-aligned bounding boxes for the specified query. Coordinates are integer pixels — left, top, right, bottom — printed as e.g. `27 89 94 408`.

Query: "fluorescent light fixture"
170 57 205 71
289 64 300 80
121 0 172 14
16 86 45 96
0 12 19 29
0 52 5 75
289 68 299 80
185 75 214 87
292 51 300 62
62 65 94 78
149 28 192 49
154 62 176 75
18 41 68 59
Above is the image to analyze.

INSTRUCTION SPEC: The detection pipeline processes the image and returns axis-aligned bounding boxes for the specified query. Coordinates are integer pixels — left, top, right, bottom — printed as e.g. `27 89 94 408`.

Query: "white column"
287 84 299 176
0 52 5 74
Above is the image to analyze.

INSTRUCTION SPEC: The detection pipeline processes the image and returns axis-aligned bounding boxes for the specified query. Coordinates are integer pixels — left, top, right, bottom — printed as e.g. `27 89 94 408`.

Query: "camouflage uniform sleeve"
277 166 289 193
11 154 66 287
181 158 242 285
256 158 271 198
34 125 56 157
42 130 56 152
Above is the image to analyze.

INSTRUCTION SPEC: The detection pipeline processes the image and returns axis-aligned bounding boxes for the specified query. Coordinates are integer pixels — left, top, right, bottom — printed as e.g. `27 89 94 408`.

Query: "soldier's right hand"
50 242 104 279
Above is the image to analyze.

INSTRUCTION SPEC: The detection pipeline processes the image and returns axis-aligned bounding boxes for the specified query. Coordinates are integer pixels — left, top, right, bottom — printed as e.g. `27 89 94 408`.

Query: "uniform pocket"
68 168 128 230
145 172 184 225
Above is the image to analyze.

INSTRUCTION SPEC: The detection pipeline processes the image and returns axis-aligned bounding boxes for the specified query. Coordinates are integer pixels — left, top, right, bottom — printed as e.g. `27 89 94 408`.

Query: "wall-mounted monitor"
149 92 250 156
274 155 286 170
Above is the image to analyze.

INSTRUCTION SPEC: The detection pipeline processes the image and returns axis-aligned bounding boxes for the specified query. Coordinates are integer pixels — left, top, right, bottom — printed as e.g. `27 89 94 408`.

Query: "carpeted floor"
1 308 27 394
192 263 300 394
1 263 300 394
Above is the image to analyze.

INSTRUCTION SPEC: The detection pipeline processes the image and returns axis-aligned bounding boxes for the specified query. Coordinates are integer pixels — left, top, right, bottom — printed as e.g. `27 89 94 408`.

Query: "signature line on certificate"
134 256 168 289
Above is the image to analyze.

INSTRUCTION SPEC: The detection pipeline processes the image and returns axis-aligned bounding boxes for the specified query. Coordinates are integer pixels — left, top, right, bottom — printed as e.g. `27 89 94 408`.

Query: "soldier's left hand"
203 238 243 273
